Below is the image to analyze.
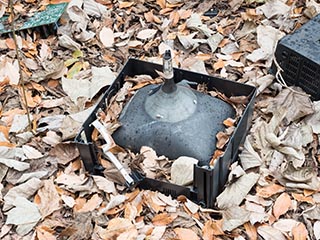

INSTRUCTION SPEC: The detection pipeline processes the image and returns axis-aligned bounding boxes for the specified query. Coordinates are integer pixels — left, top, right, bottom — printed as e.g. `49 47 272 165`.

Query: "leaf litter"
0 0 320 239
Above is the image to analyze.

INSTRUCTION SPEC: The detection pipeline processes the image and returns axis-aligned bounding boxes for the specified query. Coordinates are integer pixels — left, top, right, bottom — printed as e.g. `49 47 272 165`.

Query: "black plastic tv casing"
75 59 256 208
272 14 320 100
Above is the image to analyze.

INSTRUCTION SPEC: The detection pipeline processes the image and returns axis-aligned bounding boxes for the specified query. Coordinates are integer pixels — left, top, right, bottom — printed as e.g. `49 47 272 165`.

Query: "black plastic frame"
75 59 256 208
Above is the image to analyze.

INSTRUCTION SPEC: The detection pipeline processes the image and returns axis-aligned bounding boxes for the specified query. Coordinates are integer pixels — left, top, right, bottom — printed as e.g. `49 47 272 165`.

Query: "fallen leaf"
99 27 114 48
256 183 285 198
292 222 308 240
137 29 157 40
5 197 41 236
49 142 80 165
239 138 263 170
314 221 320 239
174 228 199 240
36 179 61 218
256 0 290 19
77 194 103 212
97 218 135 239
9 114 33 133
266 87 314 124
22 145 43 159
202 219 224 239
244 222 257 240
171 156 198 186
150 226 166 240
61 195 76 208
273 219 299 233
36 225 57 240
61 66 116 103
152 213 177 226
217 172 260 209
92 175 116 193
3 177 43 211
273 192 291 219
222 206 250 231
257 225 286 240
292 193 314 204
119 1 134 8
246 25 285 66
0 157 30 171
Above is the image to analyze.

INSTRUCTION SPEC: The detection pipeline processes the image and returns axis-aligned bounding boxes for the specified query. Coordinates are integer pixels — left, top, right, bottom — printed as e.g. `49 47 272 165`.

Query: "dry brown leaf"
49 142 80 165
169 11 180 27
257 225 286 240
273 193 291 219
98 218 135 239
36 179 61 218
202 219 224 239
36 225 57 240
292 193 314 204
292 222 308 240
144 10 154 22
143 191 166 213
174 228 199 240
156 0 166 9
216 131 229 149
124 203 138 221
244 222 257 240
213 59 225 71
119 1 134 8
256 183 285 198
77 194 103 213
152 212 177 226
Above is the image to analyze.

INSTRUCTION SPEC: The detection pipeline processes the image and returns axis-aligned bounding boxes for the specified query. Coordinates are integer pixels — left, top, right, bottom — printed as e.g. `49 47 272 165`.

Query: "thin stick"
8 0 32 132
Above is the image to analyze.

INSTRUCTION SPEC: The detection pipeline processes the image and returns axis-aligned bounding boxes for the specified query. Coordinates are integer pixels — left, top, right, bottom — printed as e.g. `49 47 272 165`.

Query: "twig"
8 0 32 132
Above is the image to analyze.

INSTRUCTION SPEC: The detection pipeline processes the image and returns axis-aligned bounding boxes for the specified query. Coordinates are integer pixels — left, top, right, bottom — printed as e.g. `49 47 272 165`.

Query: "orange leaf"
119 1 134 8
213 59 225 71
169 11 180 27
144 10 154 23
210 149 224 166
202 220 224 239
152 213 177 226
5 38 15 50
216 131 229 149
223 118 236 127
195 53 212 61
178 9 192 19
0 142 16 147
124 203 138 221
273 192 291 219
292 222 308 240
160 8 173 15
256 183 285 198
244 222 257 240
303 189 315 197
77 194 103 213
174 228 200 240
156 0 166 9
47 79 59 88
292 193 314 204
0 125 9 139
36 225 56 240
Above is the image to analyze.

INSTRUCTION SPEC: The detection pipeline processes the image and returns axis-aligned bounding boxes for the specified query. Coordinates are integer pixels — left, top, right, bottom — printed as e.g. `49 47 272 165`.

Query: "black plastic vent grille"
273 14 320 100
